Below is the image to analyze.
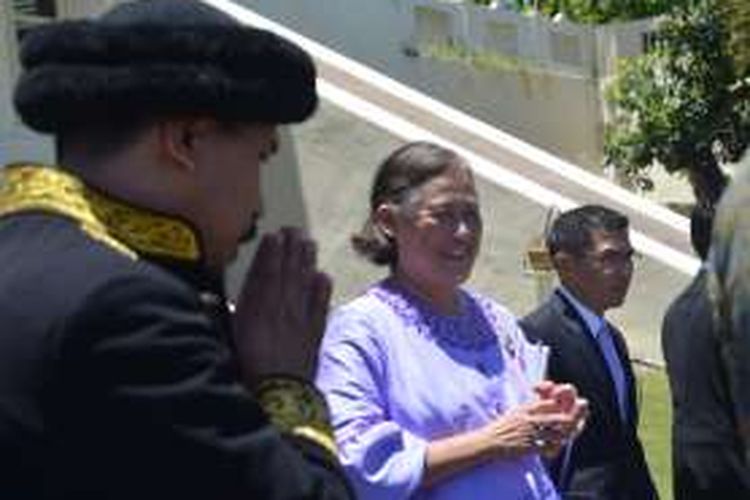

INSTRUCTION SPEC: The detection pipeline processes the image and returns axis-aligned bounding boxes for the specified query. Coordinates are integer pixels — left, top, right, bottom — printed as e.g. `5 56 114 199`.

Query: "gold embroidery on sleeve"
256 377 338 458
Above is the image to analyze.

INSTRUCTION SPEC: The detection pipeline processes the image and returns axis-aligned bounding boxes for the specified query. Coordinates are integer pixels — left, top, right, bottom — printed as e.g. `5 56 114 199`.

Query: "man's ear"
373 203 397 240
553 251 584 290
157 118 211 172
551 251 571 275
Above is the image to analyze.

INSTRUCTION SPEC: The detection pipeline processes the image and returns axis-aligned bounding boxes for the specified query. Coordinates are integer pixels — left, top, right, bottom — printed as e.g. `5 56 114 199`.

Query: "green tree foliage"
604 0 749 206
723 0 750 78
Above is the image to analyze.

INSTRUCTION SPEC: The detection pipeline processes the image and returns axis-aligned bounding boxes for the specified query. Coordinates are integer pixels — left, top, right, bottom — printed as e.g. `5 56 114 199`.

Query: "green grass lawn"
637 367 673 500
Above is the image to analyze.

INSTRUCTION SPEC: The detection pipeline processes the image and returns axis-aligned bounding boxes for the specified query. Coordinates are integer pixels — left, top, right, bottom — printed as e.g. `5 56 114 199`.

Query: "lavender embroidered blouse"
315 279 559 500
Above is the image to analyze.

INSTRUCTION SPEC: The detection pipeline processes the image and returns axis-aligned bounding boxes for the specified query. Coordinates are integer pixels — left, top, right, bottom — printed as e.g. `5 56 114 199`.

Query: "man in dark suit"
663 203 750 499
0 1 352 499
520 204 658 500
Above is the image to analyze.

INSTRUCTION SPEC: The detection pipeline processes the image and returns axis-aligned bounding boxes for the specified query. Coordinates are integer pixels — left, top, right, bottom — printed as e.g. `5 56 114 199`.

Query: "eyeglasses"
405 203 482 233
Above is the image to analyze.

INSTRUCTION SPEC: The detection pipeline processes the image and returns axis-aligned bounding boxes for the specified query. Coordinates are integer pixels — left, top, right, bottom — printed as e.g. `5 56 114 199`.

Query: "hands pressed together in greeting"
232 227 332 386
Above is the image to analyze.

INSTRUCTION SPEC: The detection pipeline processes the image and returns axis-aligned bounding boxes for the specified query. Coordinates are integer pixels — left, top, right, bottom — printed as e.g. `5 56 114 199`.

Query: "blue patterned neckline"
370 278 497 351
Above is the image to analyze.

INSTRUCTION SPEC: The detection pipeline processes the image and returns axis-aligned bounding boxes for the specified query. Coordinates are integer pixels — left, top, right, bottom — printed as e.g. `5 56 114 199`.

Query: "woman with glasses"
315 141 587 500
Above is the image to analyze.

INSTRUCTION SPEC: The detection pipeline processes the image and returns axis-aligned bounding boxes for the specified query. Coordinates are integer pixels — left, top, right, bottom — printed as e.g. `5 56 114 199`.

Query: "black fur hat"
13 0 318 134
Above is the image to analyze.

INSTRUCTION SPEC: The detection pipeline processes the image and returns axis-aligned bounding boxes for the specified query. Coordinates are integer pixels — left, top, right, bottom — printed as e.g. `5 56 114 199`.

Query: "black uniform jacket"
520 289 658 500
662 269 750 500
0 164 352 499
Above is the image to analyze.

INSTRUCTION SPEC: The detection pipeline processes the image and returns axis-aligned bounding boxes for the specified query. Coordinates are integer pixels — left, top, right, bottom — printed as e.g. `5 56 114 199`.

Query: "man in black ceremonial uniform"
0 1 352 498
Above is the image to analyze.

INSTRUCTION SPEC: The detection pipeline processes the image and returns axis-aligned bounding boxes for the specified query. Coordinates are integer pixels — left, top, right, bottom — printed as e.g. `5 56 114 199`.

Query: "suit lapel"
551 291 630 427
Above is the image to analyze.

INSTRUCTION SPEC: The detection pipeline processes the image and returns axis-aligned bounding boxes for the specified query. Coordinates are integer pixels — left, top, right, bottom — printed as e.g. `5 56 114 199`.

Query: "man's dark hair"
690 202 716 261
546 204 629 257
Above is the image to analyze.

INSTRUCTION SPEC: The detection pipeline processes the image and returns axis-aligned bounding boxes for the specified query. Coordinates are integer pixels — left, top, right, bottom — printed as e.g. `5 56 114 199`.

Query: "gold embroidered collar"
0 164 200 261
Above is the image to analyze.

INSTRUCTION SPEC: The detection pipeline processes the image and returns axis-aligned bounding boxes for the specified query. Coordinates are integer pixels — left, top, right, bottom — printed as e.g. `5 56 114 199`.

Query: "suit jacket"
520 289 658 500
662 270 750 500
0 165 352 499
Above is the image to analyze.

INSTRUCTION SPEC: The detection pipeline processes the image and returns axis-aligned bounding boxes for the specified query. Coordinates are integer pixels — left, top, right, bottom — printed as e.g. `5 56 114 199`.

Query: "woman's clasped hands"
479 381 588 459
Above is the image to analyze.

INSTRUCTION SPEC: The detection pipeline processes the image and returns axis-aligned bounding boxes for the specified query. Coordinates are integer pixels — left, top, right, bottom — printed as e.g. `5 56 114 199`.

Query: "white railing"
410 0 658 79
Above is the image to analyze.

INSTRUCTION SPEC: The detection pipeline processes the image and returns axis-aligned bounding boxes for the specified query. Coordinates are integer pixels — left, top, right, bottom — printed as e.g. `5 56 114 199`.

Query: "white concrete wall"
411 0 657 79
244 0 658 170
1 1 20 139
595 17 659 78
55 0 121 18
